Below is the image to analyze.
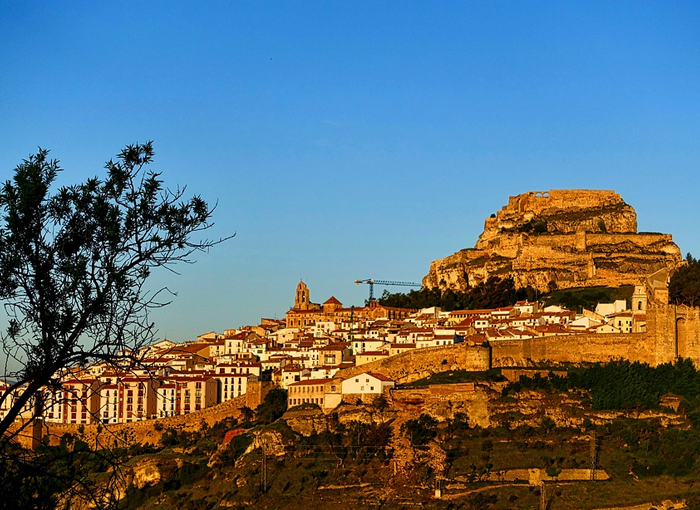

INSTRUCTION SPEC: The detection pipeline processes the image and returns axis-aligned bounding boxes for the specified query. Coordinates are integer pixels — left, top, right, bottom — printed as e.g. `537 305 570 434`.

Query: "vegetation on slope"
14 361 700 509
504 358 700 413
377 276 537 311
670 253 700 306
542 285 633 311
408 369 505 386
378 276 635 313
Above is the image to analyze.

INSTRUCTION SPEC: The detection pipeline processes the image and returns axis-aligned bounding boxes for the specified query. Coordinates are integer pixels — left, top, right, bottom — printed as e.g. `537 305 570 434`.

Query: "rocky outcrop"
424 190 682 293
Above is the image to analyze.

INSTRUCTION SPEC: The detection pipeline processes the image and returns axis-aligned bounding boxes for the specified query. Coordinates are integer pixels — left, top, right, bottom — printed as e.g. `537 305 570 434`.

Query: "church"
285 280 414 328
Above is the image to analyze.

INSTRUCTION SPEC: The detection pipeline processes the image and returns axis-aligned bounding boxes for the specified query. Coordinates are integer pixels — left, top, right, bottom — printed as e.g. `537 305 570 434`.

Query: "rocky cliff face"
424 190 682 293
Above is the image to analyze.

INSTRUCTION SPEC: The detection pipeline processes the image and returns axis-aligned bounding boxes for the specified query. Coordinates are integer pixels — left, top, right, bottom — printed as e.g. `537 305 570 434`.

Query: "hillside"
67 362 700 510
423 190 682 293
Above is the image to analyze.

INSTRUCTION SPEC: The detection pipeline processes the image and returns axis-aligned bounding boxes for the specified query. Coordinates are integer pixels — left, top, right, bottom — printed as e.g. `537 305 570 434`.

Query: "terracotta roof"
365 372 394 382
318 342 348 351
288 378 336 386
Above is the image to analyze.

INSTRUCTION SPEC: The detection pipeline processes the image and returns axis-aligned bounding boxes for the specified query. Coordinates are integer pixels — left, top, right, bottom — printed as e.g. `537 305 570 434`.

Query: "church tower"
632 284 648 315
295 280 311 310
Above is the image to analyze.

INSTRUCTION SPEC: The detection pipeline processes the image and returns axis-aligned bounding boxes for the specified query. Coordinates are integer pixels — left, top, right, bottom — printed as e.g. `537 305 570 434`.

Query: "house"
155 381 179 418
514 300 539 315
355 351 390 366
164 375 218 415
592 323 622 334
341 372 395 395
608 311 633 334
1 382 34 423
279 366 311 389
287 378 341 409
317 342 350 366
389 343 416 357
595 300 628 317
351 337 386 355
212 372 251 402
48 377 102 424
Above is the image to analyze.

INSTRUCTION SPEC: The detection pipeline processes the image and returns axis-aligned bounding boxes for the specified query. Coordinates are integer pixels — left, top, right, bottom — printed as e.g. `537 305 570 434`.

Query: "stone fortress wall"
477 189 637 249
489 303 700 368
338 300 700 376
336 343 491 384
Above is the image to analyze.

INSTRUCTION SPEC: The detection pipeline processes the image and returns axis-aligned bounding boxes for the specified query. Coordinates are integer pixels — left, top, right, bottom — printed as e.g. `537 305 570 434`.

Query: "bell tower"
632 284 647 315
295 280 310 310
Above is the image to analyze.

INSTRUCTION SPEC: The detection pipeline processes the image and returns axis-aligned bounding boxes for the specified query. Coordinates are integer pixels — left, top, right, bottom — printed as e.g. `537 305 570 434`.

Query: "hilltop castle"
424 190 682 293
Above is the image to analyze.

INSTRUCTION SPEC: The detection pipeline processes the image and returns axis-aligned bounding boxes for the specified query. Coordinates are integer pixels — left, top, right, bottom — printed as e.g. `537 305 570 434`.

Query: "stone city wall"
502 190 622 219
490 333 654 368
489 305 700 369
337 343 491 384
586 232 676 249
648 304 700 365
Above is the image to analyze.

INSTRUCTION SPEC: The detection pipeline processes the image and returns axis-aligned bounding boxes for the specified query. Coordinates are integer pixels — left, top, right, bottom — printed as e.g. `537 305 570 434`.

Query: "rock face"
423 190 682 293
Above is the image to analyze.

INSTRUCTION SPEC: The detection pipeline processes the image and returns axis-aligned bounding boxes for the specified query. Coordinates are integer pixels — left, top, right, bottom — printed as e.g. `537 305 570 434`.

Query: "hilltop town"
4 190 700 510
0 271 680 428
3 191 696 432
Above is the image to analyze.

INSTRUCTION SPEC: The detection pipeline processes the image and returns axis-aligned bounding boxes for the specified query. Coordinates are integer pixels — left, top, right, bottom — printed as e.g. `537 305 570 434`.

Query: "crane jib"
354 279 421 301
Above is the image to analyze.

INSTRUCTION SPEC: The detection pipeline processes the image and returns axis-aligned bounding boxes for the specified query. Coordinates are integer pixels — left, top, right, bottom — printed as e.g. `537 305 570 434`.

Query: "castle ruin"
424 189 682 293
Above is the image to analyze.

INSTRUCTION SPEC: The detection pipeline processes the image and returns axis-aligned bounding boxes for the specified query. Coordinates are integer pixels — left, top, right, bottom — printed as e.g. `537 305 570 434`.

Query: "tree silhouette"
670 253 700 306
0 143 229 508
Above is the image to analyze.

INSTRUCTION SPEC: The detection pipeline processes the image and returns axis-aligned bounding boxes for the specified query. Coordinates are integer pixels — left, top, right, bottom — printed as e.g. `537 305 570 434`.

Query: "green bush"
402 414 438 447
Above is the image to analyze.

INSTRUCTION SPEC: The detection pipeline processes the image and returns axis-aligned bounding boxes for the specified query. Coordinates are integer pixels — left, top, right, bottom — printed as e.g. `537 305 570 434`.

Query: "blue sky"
1 2 699 343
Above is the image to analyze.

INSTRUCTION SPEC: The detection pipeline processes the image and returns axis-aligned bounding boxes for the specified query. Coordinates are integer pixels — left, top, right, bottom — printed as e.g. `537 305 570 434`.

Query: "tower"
294 280 310 311
632 284 647 314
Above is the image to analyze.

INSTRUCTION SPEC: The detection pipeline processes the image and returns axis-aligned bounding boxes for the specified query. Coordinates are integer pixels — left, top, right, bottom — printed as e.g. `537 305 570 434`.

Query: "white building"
341 372 395 395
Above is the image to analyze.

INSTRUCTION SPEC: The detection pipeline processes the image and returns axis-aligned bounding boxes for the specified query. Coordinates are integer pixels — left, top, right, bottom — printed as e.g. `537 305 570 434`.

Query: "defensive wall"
334 304 700 377
647 303 700 365
494 232 677 256
488 304 700 368
490 333 653 368
494 190 624 223
337 342 491 384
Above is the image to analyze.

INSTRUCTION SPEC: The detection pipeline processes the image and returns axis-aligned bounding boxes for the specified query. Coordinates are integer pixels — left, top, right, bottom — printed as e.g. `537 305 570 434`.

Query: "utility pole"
349 305 354 344
539 482 547 510
434 475 443 499
590 430 598 481
260 439 267 493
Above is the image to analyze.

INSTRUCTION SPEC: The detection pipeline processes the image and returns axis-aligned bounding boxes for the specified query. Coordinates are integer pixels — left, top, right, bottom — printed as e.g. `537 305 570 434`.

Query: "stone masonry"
424 190 682 293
